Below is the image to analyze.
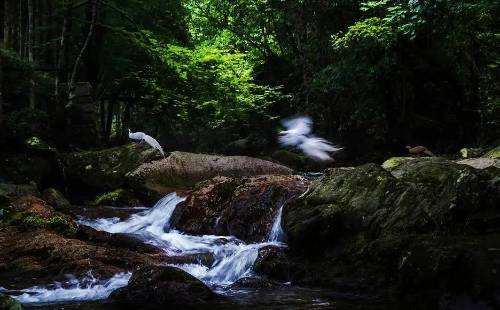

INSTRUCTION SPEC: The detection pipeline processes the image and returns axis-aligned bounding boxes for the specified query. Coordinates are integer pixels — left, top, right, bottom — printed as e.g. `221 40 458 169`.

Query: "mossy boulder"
459 147 484 159
282 159 500 306
381 156 416 171
127 151 293 194
270 150 306 170
61 143 160 192
254 245 290 281
484 146 500 159
0 293 23 310
111 265 213 304
6 196 77 235
41 188 71 210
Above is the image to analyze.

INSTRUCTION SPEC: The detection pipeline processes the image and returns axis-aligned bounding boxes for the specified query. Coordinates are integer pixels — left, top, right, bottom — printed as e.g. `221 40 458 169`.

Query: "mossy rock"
381 157 415 171
270 150 305 170
0 293 23 310
94 189 140 207
62 143 160 191
484 146 500 159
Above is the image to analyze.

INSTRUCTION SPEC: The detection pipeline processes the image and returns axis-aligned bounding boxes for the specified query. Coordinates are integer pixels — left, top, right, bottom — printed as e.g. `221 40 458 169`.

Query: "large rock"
283 159 500 306
111 265 213 304
0 224 165 289
457 158 500 170
253 245 290 281
126 151 293 194
484 146 500 159
0 183 39 207
170 175 309 242
62 143 160 192
41 188 71 210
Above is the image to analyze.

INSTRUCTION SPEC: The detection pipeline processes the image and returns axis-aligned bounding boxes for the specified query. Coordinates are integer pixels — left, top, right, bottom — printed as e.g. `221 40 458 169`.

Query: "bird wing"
129 131 145 140
299 136 342 161
143 134 165 157
279 116 312 147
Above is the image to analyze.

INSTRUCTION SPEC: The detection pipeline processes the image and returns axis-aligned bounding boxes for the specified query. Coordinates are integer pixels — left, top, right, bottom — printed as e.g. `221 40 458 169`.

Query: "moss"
95 189 126 205
484 146 500 159
8 212 77 236
381 157 415 170
0 293 23 310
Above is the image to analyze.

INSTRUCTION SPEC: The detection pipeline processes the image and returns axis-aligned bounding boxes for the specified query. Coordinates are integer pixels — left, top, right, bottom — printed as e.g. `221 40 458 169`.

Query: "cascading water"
11 272 131 304
9 193 288 304
78 193 285 289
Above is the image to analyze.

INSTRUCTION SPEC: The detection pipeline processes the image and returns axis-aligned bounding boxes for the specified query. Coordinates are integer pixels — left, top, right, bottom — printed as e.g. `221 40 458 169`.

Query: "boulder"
0 224 165 289
282 158 500 306
126 151 293 194
381 157 416 171
0 183 39 207
170 175 309 242
0 293 23 310
61 143 160 192
93 189 142 208
6 196 76 235
41 188 71 210
253 245 290 281
111 265 213 304
459 147 484 159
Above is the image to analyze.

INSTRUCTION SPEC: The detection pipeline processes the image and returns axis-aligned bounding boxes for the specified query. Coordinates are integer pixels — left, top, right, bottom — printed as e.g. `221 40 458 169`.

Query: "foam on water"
12 272 131 304
78 193 285 287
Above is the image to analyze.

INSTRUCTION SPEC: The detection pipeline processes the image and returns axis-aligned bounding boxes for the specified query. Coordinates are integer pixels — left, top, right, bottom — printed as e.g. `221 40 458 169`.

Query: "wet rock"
230 276 281 289
127 151 293 194
0 293 23 310
164 253 216 267
254 246 290 281
270 150 306 170
61 143 160 192
0 225 165 289
111 265 214 304
171 175 309 242
381 157 415 171
41 188 71 210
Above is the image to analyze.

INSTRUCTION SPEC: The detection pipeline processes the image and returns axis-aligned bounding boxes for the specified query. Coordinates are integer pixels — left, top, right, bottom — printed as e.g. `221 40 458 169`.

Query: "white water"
12 272 131 304
268 205 285 243
78 193 285 288
9 193 287 304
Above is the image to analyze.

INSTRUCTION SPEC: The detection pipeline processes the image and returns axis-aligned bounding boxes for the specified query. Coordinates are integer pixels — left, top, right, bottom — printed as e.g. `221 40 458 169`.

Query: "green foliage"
5 109 49 140
8 212 77 236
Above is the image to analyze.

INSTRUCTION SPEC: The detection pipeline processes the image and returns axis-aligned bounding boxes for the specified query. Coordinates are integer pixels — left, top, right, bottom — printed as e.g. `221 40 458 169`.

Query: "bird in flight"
278 116 342 161
128 130 165 157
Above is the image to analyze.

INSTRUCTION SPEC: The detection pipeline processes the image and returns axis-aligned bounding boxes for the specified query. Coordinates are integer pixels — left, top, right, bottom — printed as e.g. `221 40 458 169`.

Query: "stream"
5 193 384 309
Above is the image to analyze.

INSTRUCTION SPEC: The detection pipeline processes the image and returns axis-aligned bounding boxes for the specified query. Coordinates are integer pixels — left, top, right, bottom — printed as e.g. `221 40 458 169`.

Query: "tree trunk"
55 0 70 109
28 0 35 109
105 100 115 142
19 0 23 56
66 0 97 109
4 0 11 48
0 43 4 125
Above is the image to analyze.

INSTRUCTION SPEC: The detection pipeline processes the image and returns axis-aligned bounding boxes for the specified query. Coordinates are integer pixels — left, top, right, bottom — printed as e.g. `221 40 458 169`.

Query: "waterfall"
12 272 131 304
268 204 285 243
12 193 288 303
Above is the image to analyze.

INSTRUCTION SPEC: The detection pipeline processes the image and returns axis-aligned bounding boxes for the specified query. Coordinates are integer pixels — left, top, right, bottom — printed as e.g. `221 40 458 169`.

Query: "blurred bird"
405 145 435 157
279 116 342 161
128 130 165 157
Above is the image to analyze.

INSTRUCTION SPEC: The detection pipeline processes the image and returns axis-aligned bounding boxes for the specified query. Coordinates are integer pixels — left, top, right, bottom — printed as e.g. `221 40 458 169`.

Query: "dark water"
25 286 386 310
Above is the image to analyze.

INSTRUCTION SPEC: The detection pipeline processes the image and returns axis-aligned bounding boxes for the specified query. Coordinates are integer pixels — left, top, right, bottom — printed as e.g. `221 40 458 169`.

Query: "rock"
381 157 416 171
0 183 39 206
62 143 160 192
127 151 293 194
0 225 165 289
6 196 76 235
111 265 213 304
24 136 52 151
0 293 23 310
170 175 309 242
270 150 305 170
41 188 71 210
484 146 500 159
94 189 142 207
282 158 500 306
163 253 215 267
229 276 281 289
457 158 500 170
254 246 290 281
459 147 484 159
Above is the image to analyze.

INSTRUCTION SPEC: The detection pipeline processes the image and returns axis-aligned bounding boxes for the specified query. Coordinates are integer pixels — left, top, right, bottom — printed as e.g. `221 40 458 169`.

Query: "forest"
0 1 500 309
